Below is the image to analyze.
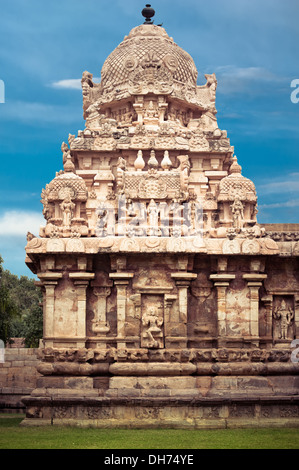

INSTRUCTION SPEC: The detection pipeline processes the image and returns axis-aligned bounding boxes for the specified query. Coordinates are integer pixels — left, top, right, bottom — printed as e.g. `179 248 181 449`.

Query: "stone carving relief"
273 298 295 341
40 151 89 238
242 239 260 255
147 199 160 236
105 150 194 238
60 195 75 229
222 239 241 255
141 295 164 349
65 238 85 253
81 71 100 119
231 196 244 231
217 156 258 233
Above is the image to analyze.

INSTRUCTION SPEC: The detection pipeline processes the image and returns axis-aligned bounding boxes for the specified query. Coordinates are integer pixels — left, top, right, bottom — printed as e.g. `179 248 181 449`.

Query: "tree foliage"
0 256 43 347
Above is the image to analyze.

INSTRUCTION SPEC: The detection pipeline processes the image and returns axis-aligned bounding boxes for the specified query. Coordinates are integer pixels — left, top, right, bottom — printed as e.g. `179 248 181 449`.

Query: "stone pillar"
261 295 273 340
91 286 112 346
170 273 197 347
69 272 95 348
133 96 144 124
210 273 236 346
37 272 63 348
243 274 267 346
93 287 111 325
164 295 177 324
109 273 134 348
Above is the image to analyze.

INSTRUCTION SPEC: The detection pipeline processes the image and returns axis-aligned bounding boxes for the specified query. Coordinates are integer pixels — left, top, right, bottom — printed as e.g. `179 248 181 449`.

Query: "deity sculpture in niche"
231 196 244 232
147 199 160 236
273 299 295 340
142 305 164 348
60 195 75 229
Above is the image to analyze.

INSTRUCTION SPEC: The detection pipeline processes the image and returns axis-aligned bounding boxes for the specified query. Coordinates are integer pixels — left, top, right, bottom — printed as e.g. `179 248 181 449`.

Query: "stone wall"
0 348 40 413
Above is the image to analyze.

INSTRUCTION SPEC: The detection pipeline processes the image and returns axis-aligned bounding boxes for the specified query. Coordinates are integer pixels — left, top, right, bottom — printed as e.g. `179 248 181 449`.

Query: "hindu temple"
22 5 299 427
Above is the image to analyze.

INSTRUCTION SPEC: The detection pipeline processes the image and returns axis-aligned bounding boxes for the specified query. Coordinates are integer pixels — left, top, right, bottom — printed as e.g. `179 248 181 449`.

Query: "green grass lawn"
0 415 299 449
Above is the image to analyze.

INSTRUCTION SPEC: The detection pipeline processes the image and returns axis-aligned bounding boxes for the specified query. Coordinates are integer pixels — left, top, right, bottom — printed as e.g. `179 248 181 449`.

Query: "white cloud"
0 210 44 237
0 100 83 124
216 66 276 81
215 65 285 95
50 77 101 90
259 199 299 209
257 179 299 196
50 79 82 90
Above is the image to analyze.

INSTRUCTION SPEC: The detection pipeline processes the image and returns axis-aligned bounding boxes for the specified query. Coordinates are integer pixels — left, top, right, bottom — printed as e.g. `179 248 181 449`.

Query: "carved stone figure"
60 195 75 228
147 199 160 236
273 300 295 340
231 196 244 231
205 73 217 104
142 306 164 348
61 142 70 164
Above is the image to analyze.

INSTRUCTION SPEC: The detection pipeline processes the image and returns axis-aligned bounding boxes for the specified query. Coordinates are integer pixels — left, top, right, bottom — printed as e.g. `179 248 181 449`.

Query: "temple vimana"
22 6 299 427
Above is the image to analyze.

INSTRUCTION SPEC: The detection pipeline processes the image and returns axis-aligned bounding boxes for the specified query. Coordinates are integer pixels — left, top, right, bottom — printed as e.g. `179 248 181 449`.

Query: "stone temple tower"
22 6 299 427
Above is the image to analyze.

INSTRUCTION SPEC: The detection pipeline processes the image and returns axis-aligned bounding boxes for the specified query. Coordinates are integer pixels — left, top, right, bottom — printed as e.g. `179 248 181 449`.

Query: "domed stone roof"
218 156 257 202
48 173 87 199
100 24 198 92
46 155 88 202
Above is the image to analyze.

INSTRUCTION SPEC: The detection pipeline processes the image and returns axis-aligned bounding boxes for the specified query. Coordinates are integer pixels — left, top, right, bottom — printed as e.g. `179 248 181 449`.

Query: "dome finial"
230 155 242 174
142 4 155 24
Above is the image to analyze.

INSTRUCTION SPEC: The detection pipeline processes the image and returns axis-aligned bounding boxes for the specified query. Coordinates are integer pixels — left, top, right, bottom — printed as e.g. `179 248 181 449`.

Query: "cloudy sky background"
0 0 298 276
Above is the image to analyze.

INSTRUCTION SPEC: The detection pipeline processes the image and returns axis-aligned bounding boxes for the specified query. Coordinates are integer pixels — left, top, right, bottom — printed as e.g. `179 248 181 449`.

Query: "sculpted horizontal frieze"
26 235 282 255
38 347 297 366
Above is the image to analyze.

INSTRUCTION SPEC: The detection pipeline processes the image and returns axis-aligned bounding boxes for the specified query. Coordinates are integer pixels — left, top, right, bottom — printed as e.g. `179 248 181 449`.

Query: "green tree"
21 303 43 348
0 256 18 344
1 270 42 319
0 256 43 346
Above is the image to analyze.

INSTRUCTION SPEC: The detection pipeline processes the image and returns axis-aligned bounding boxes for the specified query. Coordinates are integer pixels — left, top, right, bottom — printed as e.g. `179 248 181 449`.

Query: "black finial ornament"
142 4 155 24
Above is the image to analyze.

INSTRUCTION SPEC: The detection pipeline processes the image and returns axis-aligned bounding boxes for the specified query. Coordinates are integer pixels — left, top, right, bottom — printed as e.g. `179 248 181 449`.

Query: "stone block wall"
0 348 40 413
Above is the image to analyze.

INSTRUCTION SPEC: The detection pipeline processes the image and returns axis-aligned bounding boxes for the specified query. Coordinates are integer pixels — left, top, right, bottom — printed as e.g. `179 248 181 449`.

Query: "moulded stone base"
20 417 299 429
21 395 299 429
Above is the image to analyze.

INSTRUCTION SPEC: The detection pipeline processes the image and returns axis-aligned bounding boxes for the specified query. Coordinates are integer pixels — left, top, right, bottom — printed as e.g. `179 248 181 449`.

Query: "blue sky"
0 0 298 277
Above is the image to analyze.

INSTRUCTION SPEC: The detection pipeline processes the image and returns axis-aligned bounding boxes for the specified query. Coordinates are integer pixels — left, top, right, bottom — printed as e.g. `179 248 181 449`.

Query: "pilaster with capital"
243 273 267 345
109 272 134 348
170 273 197 347
69 272 95 347
209 273 236 345
261 295 273 340
37 272 63 347
90 285 112 346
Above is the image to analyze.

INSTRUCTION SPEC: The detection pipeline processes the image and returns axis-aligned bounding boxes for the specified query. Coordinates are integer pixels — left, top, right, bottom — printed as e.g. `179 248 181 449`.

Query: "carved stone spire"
229 155 242 175
63 153 75 173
